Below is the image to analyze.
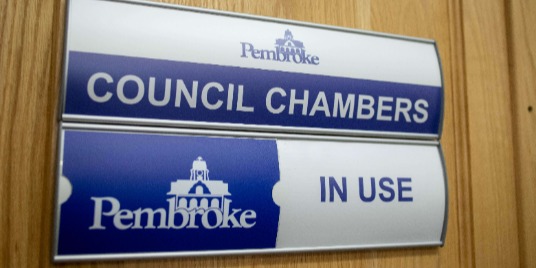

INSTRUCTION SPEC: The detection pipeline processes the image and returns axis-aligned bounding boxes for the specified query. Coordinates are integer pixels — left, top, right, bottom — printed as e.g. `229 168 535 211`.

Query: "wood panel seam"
447 0 476 266
504 0 533 267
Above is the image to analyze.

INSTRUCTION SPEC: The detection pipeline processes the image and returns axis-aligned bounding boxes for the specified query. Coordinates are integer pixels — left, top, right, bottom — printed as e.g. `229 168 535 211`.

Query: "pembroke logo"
240 29 320 65
89 156 257 230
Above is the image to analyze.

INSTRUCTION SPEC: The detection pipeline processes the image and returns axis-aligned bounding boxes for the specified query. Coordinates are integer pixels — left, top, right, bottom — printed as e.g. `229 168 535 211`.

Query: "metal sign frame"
53 0 448 262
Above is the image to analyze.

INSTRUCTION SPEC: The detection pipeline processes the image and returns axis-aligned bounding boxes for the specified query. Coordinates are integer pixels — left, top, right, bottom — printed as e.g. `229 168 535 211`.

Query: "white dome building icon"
168 157 231 211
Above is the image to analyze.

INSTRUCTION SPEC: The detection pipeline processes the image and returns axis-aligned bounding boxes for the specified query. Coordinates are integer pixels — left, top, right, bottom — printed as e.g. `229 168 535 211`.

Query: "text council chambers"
87 72 430 123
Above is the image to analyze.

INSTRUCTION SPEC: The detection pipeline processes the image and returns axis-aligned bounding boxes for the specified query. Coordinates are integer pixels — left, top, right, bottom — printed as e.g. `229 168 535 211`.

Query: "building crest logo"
89 157 257 230
240 29 320 65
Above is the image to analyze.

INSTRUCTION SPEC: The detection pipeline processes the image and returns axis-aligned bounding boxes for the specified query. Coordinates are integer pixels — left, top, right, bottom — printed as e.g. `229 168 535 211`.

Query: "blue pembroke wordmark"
58 130 280 255
65 51 442 135
240 29 320 65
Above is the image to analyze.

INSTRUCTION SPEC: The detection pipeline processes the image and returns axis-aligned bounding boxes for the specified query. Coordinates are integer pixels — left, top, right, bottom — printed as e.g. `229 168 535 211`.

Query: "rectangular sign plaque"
54 125 446 261
54 0 448 261
62 0 444 139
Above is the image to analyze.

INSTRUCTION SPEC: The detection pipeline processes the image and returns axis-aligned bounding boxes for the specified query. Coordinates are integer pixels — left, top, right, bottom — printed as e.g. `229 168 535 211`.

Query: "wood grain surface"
462 0 520 267
507 0 536 267
0 0 532 267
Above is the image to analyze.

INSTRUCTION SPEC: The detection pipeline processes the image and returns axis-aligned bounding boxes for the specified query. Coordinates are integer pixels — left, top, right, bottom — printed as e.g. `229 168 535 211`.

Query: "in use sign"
55 126 446 260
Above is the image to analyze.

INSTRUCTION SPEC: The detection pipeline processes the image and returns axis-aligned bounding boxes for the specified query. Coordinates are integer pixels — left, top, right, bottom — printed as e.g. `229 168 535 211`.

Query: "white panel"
67 0 441 87
274 140 445 247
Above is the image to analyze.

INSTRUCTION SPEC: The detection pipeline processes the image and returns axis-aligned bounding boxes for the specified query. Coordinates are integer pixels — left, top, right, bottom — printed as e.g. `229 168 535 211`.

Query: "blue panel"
58 130 280 255
64 51 442 135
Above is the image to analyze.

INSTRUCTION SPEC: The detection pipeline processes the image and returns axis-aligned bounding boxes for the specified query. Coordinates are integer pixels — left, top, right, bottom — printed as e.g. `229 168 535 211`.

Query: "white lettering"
117 75 144 105
377 96 393 121
87 72 113 103
239 210 256 228
148 78 171 107
175 80 198 108
236 85 254 112
395 98 412 122
113 209 134 230
89 197 120 230
309 91 331 117
201 82 224 110
201 208 224 229
226 84 234 111
357 95 375 119
132 208 167 229
266 87 286 114
221 199 242 228
413 99 429 123
289 89 309 116
167 197 189 229
333 93 355 118
90 196 257 230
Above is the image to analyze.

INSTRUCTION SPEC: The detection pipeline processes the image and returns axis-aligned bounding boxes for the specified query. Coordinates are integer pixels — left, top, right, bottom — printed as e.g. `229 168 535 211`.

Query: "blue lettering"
397 177 413 202
311 56 320 65
320 176 414 203
329 176 347 202
242 38 319 65
320 176 326 202
240 42 254 58
358 177 376 202
379 177 395 202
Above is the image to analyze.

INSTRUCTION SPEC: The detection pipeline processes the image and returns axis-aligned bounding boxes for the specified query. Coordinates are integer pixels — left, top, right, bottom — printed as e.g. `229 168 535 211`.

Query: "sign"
54 0 448 261
54 125 446 261
62 0 444 139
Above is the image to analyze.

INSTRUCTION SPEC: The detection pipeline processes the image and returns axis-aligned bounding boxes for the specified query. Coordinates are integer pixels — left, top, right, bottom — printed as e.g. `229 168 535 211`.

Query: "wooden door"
1 0 534 267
